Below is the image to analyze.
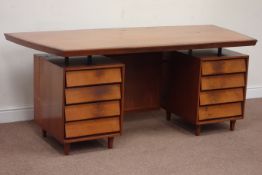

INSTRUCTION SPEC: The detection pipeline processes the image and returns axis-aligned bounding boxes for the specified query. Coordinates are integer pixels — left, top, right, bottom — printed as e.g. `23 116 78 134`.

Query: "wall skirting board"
246 86 262 99
0 105 33 123
0 86 262 123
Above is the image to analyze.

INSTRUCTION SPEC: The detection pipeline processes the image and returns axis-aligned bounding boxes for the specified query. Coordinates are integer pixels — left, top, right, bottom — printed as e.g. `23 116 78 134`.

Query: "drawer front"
202 59 246 75
66 68 122 87
199 102 242 120
65 101 120 122
200 88 244 105
65 117 120 138
65 84 121 104
201 73 245 90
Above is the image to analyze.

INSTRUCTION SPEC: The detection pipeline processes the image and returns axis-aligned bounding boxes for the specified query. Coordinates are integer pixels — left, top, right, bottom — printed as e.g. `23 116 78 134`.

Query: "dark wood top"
5 25 257 57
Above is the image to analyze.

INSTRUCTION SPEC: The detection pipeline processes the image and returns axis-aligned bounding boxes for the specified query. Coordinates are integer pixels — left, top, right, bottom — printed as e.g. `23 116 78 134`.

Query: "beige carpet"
1 99 262 175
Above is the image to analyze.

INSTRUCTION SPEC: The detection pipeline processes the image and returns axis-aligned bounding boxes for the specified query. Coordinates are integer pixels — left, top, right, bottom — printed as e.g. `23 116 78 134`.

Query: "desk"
5 25 257 155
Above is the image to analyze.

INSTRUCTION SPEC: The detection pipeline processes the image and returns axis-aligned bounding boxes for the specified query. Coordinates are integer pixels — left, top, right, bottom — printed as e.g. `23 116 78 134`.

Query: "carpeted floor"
1 99 262 175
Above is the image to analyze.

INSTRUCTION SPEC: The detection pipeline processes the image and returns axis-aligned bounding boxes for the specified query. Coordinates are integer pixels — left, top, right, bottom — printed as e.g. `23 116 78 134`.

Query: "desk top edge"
4 25 257 57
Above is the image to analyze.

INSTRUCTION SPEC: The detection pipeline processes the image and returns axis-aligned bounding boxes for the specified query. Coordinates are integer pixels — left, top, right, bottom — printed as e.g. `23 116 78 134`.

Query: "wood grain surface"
201 73 245 90
65 117 120 138
65 101 120 122
65 84 121 104
66 68 122 87
5 25 257 56
199 102 242 120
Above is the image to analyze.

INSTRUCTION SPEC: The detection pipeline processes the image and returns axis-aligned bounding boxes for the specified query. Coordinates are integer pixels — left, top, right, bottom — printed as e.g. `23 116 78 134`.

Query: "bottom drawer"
65 117 120 138
199 102 242 121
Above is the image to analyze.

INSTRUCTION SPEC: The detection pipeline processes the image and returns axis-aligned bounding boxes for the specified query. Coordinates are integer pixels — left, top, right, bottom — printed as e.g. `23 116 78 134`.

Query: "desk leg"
166 110 171 121
230 120 236 131
64 143 70 155
42 129 47 137
195 125 201 136
108 137 114 149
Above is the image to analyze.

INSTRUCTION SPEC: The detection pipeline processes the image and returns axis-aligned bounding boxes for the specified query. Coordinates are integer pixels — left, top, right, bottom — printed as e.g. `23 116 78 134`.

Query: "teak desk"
4 25 257 155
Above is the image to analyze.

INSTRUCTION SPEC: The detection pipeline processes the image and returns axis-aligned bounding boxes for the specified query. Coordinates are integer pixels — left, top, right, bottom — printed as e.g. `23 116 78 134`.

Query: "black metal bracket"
218 48 222 56
87 56 93 65
65 57 69 65
188 49 193 55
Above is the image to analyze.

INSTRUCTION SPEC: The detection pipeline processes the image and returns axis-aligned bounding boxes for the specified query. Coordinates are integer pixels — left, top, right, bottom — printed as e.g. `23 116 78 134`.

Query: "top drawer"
66 68 122 87
201 59 246 75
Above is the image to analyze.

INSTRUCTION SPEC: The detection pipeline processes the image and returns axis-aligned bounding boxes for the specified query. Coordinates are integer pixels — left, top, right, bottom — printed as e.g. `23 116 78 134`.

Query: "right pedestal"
164 49 248 136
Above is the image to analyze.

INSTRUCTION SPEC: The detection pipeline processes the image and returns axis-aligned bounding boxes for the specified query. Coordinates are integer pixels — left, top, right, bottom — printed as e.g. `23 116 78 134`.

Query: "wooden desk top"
4 25 257 57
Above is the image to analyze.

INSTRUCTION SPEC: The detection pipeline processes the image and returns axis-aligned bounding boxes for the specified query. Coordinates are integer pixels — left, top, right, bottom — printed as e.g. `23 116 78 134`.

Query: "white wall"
0 0 262 122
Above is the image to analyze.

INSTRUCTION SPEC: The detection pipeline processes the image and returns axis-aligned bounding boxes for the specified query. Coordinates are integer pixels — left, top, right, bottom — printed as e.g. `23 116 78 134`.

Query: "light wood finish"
66 68 122 87
4 25 257 57
201 59 246 75
65 101 120 122
34 55 124 154
162 49 249 135
200 88 244 105
65 84 121 104
11 25 255 151
65 117 120 138
199 102 242 120
201 73 245 90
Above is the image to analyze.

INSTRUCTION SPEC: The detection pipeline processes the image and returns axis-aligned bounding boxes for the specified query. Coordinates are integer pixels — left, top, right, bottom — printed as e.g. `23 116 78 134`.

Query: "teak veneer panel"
201 59 246 75
34 56 64 143
65 101 120 122
65 84 121 104
200 88 244 105
65 117 120 138
4 25 257 56
111 53 162 111
162 52 201 124
201 73 245 90
162 49 249 131
199 102 242 120
66 68 122 87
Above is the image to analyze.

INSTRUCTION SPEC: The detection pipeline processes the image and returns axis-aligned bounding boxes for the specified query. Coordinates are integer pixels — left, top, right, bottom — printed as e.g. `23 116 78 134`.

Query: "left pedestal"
34 54 125 155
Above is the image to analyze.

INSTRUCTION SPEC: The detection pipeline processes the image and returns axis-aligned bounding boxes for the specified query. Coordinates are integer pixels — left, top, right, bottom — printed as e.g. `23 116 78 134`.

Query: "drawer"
66 68 122 87
65 101 121 122
201 73 245 90
65 117 120 138
202 59 246 75
200 88 244 105
199 102 242 121
65 84 121 104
